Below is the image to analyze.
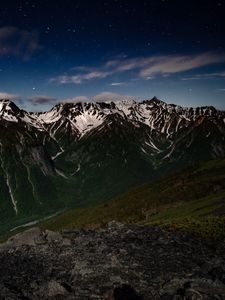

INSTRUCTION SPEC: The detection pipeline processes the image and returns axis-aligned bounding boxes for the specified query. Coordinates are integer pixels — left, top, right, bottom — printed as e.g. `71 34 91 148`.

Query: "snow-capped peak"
0 99 22 122
0 98 224 139
0 99 43 128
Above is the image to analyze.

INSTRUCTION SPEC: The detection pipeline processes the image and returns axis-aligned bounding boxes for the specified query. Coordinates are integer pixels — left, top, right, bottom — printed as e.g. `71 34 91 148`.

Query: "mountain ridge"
0 97 225 233
1 97 224 134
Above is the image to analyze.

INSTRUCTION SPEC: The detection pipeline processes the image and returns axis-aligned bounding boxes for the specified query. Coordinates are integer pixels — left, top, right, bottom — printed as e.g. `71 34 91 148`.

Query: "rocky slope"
0 222 225 299
1 97 225 233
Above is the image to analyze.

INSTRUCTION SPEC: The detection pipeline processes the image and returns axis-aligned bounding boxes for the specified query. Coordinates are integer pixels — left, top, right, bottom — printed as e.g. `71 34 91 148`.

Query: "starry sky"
0 0 225 111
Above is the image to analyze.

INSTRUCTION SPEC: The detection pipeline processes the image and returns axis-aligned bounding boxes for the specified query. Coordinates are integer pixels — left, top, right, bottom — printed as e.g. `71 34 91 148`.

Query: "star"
45 26 51 34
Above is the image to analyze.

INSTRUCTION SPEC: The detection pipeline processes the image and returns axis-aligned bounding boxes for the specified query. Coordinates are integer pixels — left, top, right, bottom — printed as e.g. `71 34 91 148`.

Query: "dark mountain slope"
39 158 225 240
0 98 225 233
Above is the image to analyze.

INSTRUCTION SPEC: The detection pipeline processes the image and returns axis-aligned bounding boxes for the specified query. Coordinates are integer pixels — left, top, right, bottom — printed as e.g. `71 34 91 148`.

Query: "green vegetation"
148 216 225 241
39 158 225 240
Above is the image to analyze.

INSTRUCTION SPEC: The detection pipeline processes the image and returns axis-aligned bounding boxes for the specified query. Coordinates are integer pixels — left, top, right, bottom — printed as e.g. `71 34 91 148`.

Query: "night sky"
0 0 225 111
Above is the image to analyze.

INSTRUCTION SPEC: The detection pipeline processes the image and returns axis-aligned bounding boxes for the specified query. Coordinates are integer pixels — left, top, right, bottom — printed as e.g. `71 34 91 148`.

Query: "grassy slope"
39 158 225 239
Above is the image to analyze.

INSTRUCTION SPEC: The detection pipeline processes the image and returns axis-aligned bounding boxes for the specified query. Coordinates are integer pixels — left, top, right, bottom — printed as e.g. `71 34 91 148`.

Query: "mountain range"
0 97 225 233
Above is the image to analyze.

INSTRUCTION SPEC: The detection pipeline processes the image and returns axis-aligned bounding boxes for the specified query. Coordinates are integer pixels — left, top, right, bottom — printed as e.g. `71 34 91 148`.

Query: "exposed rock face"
1 98 225 233
0 222 225 299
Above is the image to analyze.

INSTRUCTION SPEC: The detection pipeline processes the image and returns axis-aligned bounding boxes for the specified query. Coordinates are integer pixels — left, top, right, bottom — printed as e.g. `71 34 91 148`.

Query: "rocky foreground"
0 222 225 299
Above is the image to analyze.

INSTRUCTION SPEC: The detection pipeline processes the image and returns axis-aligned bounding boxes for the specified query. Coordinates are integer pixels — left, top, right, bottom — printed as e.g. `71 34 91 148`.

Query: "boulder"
7 227 45 246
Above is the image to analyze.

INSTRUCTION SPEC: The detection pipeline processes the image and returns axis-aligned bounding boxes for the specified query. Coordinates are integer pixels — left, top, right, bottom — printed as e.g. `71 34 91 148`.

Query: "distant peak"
142 97 166 106
116 98 136 106
0 99 20 113
151 96 161 101
0 99 12 104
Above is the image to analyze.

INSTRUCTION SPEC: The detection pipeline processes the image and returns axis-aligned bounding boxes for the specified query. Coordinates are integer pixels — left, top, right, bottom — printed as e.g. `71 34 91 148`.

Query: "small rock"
45 230 63 243
110 275 123 284
47 280 68 297
62 238 72 246
107 221 125 230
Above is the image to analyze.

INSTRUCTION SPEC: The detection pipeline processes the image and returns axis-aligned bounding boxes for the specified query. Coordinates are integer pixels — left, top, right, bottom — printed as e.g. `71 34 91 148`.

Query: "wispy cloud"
110 82 126 86
51 71 111 84
30 93 136 104
92 92 138 102
0 92 23 103
50 52 225 84
0 92 138 107
61 93 137 103
138 53 225 78
0 93 57 106
182 71 225 80
0 26 40 60
62 96 89 103
27 96 57 105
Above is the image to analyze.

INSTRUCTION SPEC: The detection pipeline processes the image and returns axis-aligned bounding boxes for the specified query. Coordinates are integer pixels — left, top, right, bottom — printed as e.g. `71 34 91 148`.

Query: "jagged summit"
0 99 43 128
142 96 166 105
0 97 224 136
0 99 21 114
0 99 28 123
